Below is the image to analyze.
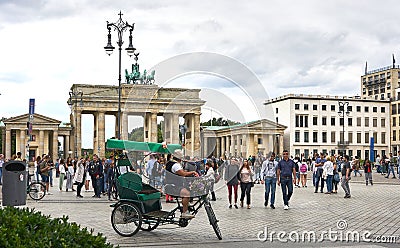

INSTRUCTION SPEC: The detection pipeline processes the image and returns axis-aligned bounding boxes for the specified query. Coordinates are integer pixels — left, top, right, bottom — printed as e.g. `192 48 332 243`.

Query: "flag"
365 61 367 74
393 54 396 67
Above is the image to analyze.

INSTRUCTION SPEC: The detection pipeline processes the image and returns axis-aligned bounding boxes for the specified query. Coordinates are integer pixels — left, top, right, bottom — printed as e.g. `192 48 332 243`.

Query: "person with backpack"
323 156 334 194
341 155 352 198
299 158 308 187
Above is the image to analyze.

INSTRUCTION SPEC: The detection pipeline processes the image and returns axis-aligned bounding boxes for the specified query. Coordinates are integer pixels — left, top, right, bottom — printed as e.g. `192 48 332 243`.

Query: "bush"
0 207 115 248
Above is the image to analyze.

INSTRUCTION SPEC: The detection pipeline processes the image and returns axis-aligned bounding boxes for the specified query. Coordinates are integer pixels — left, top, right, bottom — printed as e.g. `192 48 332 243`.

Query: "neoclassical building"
201 119 286 158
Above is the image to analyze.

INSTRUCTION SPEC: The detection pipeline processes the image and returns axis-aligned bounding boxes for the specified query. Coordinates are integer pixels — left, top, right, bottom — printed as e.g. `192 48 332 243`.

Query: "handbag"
214 173 221 183
250 172 254 187
334 173 340 182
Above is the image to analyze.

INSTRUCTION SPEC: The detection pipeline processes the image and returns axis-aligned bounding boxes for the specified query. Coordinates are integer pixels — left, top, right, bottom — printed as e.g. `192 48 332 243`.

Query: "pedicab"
106 139 222 240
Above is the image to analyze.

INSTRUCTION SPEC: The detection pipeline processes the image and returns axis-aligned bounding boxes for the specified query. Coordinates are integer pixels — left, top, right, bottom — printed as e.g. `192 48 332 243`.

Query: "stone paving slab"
1 172 400 247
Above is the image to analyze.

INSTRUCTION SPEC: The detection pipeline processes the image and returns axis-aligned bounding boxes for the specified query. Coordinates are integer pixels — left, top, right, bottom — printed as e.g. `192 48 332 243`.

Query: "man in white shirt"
261 153 278 209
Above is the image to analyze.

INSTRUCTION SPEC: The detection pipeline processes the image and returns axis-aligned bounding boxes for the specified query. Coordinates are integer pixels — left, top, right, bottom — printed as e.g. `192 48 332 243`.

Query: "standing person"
74 157 86 198
238 159 254 209
323 156 334 194
375 154 382 174
84 157 91 192
106 160 115 201
39 155 52 195
34 156 42 182
0 154 4 185
261 153 278 209
253 155 263 184
341 155 352 198
293 156 301 187
386 153 396 179
146 155 156 187
364 158 373 186
103 155 113 195
58 159 66 191
332 161 339 194
314 153 326 193
299 158 308 187
352 156 362 177
277 150 296 210
205 160 216 201
66 160 75 192
224 158 240 209
90 154 104 198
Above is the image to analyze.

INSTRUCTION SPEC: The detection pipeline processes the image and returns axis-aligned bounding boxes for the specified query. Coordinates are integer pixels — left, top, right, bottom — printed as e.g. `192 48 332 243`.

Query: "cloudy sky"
1 0 399 148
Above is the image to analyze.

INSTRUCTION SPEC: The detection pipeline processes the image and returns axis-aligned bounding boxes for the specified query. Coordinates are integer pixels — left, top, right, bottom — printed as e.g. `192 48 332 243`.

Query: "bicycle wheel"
28 182 46 201
111 202 142 237
140 218 160 231
204 202 222 240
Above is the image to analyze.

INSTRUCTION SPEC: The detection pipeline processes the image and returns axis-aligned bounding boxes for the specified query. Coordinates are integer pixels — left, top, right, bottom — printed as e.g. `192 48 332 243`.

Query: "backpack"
300 163 307 173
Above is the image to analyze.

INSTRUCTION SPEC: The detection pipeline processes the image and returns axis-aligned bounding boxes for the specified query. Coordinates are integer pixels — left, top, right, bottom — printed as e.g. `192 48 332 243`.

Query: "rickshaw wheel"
140 219 160 231
205 202 222 240
178 218 189 227
111 202 142 237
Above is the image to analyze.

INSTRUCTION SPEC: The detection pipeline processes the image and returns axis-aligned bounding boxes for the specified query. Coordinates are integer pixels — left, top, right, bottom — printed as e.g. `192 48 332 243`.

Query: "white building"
264 94 390 159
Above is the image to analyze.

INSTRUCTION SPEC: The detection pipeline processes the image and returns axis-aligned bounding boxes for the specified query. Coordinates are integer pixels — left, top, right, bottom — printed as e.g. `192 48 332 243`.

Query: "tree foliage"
201 117 240 126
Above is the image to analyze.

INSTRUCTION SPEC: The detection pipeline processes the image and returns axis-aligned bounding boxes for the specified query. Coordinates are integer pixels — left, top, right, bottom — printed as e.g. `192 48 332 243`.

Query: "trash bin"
1 161 27 206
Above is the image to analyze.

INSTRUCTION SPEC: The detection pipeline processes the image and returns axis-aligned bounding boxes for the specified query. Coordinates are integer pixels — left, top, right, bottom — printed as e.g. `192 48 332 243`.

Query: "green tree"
201 117 240 126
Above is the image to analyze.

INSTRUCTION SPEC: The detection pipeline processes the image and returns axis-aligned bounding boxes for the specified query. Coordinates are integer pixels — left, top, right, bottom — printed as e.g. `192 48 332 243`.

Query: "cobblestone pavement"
1 172 400 247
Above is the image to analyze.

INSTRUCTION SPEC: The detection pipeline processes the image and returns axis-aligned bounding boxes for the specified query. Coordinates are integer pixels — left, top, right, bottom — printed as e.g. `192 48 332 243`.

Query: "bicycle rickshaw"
106 139 222 240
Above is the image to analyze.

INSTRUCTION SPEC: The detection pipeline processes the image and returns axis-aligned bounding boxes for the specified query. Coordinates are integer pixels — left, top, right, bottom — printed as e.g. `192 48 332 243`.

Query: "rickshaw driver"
167 149 198 219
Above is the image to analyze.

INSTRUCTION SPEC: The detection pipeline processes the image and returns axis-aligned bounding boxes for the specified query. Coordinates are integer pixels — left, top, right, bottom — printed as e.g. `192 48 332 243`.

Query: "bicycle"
27 173 46 201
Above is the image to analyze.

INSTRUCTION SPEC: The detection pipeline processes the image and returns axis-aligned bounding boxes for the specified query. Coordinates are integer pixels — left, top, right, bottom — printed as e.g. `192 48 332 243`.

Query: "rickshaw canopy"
106 139 182 154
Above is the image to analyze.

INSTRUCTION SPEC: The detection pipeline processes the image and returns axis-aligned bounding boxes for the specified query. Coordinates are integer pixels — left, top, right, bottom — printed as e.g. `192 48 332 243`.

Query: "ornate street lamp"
104 11 135 140
68 90 83 158
338 100 351 156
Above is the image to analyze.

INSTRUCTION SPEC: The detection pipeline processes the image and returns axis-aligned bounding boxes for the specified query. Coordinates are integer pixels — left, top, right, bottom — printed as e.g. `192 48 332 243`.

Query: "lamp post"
68 90 83 158
104 11 136 140
338 100 351 156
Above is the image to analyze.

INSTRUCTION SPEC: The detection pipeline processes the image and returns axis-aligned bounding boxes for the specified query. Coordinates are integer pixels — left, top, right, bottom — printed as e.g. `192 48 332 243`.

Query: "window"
381 107 385 113
331 105 335 111
348 106 353 112
373 132 377 144
392 104 397 115
331 117 335 126
295 131 300 142
304 131 309 143
393 117 396 127
295 149 300 157
365 117 369 127
382 132 386 144
258 138 262 144
356 106 361 112
295 115 309 127
295 104 300 110
357 133 361 143
381 118 385 127
365 106 369 112
331 131 336 143
313 105 317 110
365 132 369 143
348 118 353 126
304 104 309 110
276 108 279 114
313 132 318 142
373 118 377 127
357 117 361 127
322 105 327 111
373 107 377 113
322 132 327 143
313 116 318 125
322 117 327 125
348 132 353 144
393 130 396 142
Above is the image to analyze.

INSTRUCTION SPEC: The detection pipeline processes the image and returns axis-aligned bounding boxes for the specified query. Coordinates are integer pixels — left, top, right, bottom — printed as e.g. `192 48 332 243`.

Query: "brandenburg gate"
69 83 205 158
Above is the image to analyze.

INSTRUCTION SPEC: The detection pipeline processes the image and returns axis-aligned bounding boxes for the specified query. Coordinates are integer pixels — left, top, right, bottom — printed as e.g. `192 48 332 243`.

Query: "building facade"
264 94 390 159
361 64 400 153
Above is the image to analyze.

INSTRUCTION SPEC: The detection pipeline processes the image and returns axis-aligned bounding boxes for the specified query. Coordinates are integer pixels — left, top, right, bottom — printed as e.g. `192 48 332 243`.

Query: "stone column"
193 113 201 157
64 135 70 159
39 130 44 157
171 113 180 144
150 112 158 143
114 114 118 139
1 129 5 155
76 111 82 158
52 130 58 159
93 112 98 155
203 137 208 158
279 134 284 156
19 129 26 155
5 129 11 159
221 136 226 158
226 136 231 157
98 111 106 158
247 134 255 158
216 137 221 158
122 112 129 141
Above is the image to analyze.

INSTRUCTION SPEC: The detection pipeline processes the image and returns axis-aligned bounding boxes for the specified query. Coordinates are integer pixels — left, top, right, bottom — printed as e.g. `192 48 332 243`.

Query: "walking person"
106 159 115 201
238 159 254 209
385 153 396 179
205 160 216 201
314 153 326 193
224 158 240 209
66 161 75 192
364 158 373 186
261 152 278 209
323 156 334 194
74 157 86 198
84 157 91 192
299 158 308 187
58 159 66 191
352 156 362 177
332 161 339 194
375 154 382 174
39 155 53 195
341 155 352 198
89 154 103 198
277 150 296 210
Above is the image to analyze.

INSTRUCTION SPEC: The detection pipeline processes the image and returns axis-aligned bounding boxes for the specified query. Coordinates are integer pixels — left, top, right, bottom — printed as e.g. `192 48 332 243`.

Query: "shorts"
300 172 307 175
296 172 300 179
41 175 49 183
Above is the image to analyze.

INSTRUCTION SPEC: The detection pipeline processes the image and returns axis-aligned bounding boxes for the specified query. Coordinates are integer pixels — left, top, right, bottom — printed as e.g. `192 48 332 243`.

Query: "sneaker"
234 204 238 209
283 205 289 210
181 212 195 219
47 192 53 195
264 201 268 207
229 205 232 209
240 201 244 208
270 204 275 209
247 205 251 209
76 195 83 198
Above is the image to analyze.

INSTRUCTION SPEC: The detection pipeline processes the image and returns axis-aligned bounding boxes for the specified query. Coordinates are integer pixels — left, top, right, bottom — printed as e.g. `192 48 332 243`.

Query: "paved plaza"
1 172 400 247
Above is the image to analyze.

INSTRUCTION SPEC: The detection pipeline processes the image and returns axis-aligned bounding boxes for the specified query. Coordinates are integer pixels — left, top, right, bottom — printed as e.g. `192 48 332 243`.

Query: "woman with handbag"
238 159 254 209
332 161 340 194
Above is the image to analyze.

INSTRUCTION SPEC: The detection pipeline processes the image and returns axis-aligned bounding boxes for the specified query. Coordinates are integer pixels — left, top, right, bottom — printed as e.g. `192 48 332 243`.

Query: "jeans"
94 177 103 197
280 177 293 206
314 168 324 192
240 182 252 205
103 173 108 193
386 165 396 178
264 177 277 205
341 176 351 196
365 172 373 185
326 175 333 193
353 169 362 177
254 167 261 182
49 169 53 186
